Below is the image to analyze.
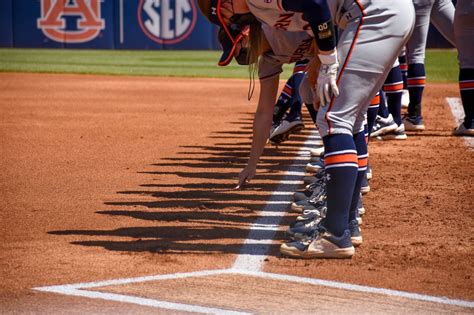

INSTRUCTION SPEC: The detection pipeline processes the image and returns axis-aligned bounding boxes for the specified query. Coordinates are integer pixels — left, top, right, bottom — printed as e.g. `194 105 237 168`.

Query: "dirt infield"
0 73 473 313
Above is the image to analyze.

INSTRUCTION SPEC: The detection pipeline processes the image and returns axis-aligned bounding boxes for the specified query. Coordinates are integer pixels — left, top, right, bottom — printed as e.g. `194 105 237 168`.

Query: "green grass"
424 49 458 83
0 48 459 82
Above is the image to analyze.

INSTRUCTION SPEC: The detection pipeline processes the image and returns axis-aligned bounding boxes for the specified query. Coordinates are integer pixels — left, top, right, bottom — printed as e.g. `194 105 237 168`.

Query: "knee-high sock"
367 92 380 136
273 81 293 123
384 66 404 125
322 134 358 236
460 68 474 128
349 131 368 222
378 91 389 118
399 54 408 90
407 63 426 117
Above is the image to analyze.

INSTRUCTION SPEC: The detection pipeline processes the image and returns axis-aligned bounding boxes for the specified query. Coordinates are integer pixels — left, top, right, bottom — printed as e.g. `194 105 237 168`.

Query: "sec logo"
138 0 197 45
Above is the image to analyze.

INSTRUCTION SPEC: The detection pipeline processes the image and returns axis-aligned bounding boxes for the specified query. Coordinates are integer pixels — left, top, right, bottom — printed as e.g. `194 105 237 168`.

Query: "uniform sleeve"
281 0 336 52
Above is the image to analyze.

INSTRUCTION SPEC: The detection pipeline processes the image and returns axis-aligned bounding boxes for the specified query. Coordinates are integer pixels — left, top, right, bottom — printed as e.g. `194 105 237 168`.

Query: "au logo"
37 0 105 43
138 0 197 44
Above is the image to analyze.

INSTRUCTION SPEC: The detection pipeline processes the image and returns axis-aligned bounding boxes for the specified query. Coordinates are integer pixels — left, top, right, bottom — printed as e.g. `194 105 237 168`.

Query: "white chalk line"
33 126 474 312
34 268 474 311
446 97 474 150
231 130 316 271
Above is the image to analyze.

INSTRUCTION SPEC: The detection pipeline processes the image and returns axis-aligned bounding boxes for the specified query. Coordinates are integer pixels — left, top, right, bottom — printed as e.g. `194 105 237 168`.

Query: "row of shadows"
50 113 318 257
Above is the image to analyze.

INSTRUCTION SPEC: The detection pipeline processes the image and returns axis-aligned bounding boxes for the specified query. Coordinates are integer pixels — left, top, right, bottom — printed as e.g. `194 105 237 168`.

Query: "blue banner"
0 0 453 50
0 0 13 47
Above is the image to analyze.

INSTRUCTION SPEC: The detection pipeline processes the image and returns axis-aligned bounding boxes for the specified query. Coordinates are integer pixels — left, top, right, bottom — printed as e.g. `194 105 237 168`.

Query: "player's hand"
235 165 256 189
317 50 339 106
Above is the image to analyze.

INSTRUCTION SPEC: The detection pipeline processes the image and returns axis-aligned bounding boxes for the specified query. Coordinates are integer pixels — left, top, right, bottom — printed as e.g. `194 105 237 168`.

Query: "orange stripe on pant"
325 153 358 166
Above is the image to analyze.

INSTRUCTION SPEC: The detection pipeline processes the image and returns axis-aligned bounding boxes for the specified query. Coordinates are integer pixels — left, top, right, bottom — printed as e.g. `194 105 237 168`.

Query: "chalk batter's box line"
34 268 474 313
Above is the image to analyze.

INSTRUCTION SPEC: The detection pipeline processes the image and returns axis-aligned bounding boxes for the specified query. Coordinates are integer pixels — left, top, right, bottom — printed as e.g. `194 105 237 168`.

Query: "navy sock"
460 68 474 128
367 92 380 136
273 85 292 123
287 102 303 119
399 54 408 90
378 91 389 118
322 134 358 236
349 131 368 222
384 66 403 125
407 63 426 117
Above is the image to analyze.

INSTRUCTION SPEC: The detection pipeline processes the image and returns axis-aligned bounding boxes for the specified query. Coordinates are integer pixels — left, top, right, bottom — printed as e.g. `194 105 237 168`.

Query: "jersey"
259 24 315 80
246 0 312 34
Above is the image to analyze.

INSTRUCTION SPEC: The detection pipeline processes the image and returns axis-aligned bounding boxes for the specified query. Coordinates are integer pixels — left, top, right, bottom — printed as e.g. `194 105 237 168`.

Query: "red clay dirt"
0 73 472 313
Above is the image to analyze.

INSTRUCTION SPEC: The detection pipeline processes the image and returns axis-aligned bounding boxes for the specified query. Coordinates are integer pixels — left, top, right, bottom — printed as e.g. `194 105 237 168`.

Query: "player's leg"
272 79 293 126
269 67 306 143
381 63 408 140
430 0 455 46
399 48 410 108
367 92 380 136
405 0 434 130
321 0 414 239
453 0 474 136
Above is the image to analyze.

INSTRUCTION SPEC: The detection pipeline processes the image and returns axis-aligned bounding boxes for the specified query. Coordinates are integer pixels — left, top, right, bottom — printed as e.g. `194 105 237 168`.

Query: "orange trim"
400 64 408 71
324 153 358 166
325 1 366 134
408 79 426 85
383 83 404 92
460 82 474 89
282 86 292 95
370 95 380 105
358 157 368 168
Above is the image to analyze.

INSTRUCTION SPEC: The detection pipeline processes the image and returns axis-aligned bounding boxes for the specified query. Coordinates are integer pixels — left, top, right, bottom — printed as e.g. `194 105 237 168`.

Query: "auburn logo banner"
37 0 105 43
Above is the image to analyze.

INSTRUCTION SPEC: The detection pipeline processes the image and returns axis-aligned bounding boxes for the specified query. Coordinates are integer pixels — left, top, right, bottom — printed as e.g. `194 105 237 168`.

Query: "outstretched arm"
236 75 280 188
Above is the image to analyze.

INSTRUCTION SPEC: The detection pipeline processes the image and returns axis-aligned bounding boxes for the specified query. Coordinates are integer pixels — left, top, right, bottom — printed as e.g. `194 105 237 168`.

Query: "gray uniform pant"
407 0 455 64
316 0 415 137
454 0 474 69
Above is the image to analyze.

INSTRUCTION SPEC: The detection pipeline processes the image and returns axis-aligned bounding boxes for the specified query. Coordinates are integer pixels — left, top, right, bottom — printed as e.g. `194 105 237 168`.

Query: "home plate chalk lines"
34 129 474 313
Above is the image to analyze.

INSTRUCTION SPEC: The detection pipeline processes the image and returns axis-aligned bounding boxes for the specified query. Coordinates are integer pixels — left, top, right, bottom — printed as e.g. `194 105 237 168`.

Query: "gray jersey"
259 24 314 80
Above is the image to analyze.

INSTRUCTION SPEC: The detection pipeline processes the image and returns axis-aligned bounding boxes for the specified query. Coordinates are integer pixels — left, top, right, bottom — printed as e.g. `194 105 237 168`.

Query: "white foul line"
33 124 474 312
446 97 474 150
231 130 315 271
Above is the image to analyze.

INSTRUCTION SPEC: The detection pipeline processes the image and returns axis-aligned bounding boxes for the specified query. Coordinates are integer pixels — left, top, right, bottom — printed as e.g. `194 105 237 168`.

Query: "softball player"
404 0 456 130
198 0 415 259
453 0 474 136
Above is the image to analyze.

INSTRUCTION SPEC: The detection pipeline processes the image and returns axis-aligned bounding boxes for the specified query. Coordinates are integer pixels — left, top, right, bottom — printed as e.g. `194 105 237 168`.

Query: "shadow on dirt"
49 113 319 257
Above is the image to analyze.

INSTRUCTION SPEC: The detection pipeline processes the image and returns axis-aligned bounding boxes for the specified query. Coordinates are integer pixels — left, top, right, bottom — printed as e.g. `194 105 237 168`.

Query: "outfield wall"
0 0 453 50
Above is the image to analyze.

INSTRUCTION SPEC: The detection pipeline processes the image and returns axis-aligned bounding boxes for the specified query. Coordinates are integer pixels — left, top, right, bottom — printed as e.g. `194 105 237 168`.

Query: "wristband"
318 50 338 65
